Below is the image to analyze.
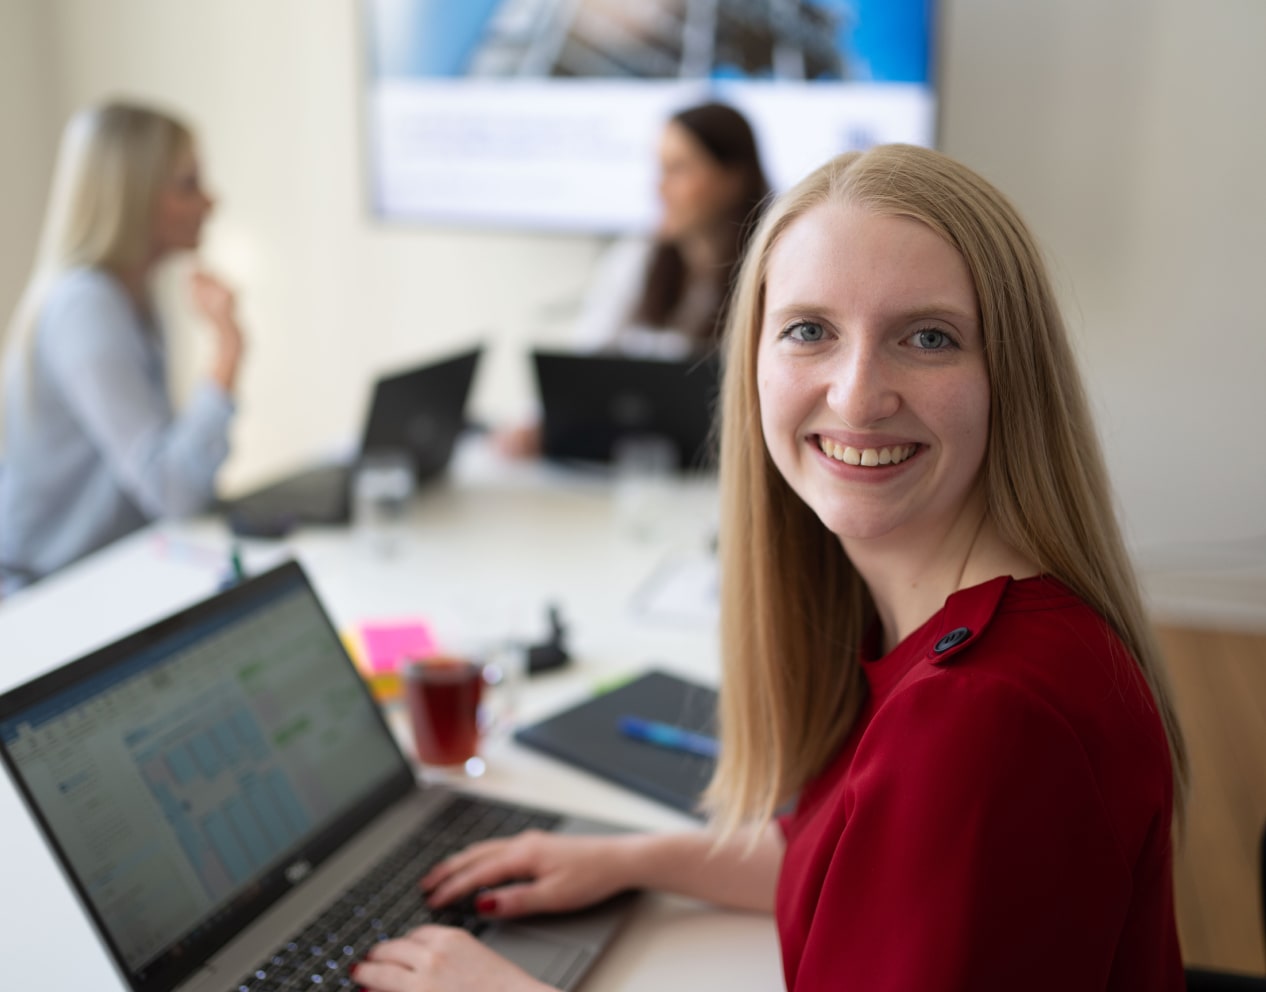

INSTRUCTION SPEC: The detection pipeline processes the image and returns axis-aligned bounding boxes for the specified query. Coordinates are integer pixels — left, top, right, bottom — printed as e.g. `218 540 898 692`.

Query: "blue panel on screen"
362 0 939 232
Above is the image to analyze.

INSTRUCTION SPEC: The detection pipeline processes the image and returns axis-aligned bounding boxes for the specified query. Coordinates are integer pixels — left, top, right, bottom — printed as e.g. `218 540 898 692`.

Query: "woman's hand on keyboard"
352 926 553 992
420 831 635 919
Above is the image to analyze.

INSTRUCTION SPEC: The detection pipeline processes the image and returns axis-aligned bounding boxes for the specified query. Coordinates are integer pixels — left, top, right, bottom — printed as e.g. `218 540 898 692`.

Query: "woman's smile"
814 435 921 468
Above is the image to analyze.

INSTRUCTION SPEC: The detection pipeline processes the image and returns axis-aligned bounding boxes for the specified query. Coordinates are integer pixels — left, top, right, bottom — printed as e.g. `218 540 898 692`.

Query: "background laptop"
0 560 635 992
532 349 721 471
223 346 481 535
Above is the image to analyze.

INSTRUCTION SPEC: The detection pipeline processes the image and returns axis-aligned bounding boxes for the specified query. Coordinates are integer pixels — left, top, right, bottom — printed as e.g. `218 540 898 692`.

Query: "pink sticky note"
358 621 438 675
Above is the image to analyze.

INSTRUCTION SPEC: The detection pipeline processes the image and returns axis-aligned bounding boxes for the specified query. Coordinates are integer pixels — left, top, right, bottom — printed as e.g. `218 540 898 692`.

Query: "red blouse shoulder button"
932 626 972 654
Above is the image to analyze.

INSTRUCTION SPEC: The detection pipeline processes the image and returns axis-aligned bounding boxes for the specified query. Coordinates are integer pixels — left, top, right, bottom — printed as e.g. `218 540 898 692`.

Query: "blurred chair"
1186 971 1266 990
1184 819 1266 990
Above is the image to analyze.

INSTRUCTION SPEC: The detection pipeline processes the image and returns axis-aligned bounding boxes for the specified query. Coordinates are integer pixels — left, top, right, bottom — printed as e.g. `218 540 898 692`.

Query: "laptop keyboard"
233 795 561 991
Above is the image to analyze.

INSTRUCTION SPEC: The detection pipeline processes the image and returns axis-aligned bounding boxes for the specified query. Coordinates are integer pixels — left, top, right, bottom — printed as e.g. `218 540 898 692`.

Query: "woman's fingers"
354 929 444 991
420 832 625 918
471 880 545 918
425 850 538 908
352 959 413 992
421 832 548 905
354 927 543 992
419 836 510 890
189 270 235 318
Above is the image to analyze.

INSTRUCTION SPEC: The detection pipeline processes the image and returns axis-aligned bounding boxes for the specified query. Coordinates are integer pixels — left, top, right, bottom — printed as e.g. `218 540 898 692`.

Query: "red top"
776 575 1182 991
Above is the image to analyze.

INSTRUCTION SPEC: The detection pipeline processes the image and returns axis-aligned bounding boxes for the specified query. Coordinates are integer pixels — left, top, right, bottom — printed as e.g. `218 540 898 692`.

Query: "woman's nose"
825 345 900 428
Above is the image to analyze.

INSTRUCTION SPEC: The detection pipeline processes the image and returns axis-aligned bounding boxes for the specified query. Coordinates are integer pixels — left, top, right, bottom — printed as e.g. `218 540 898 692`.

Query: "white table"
0 439 782 991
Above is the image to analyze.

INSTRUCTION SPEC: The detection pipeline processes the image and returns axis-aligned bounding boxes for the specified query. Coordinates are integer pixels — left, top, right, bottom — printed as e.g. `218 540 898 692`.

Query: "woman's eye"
911 328 952 350
786 321 825 343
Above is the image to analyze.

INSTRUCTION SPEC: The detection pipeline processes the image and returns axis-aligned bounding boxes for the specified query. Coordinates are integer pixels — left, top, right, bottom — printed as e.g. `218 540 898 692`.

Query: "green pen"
230 544 245 582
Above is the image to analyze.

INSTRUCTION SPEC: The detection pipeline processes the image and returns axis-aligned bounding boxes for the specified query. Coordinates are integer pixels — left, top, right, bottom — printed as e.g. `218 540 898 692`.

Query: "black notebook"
514 669 718 818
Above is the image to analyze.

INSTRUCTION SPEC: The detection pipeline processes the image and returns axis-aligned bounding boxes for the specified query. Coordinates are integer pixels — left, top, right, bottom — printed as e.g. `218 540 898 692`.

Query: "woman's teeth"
817 437 917 467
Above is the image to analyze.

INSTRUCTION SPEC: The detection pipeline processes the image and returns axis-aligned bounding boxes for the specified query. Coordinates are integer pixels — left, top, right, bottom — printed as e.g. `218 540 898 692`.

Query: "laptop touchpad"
482 925 591 987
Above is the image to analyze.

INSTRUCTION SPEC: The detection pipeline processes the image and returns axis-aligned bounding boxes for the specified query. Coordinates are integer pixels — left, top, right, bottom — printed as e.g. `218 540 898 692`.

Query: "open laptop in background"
532 349 721 471
222 346 481 536
0 560 635 992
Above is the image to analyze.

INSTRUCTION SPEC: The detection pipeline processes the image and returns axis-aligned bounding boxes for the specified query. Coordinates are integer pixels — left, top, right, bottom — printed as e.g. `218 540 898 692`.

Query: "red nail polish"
475 894 497 914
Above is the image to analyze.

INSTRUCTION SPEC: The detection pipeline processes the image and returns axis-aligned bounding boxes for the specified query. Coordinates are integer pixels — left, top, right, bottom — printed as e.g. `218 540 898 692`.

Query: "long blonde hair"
4 101 192 361
705 144 1188 833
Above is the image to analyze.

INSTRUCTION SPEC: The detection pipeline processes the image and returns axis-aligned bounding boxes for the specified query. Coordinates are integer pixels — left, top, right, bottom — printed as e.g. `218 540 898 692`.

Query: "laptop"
223 347 481 536
0 560 636 992
532 348 721 471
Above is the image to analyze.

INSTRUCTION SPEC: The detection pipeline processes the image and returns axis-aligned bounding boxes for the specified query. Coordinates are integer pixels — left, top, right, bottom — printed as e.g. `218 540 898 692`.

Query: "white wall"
939 0 1266 621
0 1 59 324
3 0 1263 621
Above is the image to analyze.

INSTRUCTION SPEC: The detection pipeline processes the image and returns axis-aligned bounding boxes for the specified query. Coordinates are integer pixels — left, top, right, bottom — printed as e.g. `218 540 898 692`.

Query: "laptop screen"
0 562 414 991
359 346 481 481
532 349 721 470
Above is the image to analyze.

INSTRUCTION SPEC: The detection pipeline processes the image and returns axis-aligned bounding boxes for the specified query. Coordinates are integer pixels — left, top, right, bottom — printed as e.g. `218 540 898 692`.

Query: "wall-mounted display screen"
363 0 937 233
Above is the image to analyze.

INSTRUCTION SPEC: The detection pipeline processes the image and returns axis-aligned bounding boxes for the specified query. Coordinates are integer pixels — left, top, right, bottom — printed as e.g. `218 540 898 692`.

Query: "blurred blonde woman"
0 100 245 588
346 146 1188 992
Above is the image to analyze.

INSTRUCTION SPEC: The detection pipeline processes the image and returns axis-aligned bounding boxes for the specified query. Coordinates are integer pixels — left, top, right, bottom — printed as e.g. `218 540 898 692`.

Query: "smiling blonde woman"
349 145 1188 992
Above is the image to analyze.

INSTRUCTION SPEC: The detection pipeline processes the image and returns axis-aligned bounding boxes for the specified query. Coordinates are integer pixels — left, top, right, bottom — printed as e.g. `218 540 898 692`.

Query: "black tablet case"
514 669 718 818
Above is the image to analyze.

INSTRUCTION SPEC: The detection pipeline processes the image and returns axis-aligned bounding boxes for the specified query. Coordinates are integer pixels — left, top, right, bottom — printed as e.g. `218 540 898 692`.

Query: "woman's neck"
846 499 1040 655
114 265 150 310
112 260 160 321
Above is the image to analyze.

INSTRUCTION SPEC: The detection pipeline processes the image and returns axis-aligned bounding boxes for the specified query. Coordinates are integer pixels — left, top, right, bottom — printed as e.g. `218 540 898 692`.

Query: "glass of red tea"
404 656 488 775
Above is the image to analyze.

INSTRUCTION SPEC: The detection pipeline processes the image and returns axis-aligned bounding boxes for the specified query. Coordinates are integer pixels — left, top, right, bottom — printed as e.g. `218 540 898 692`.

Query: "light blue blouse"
0 267 233 586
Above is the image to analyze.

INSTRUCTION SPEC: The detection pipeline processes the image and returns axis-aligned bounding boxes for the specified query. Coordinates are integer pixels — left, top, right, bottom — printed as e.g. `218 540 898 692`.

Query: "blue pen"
618 716 719 759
